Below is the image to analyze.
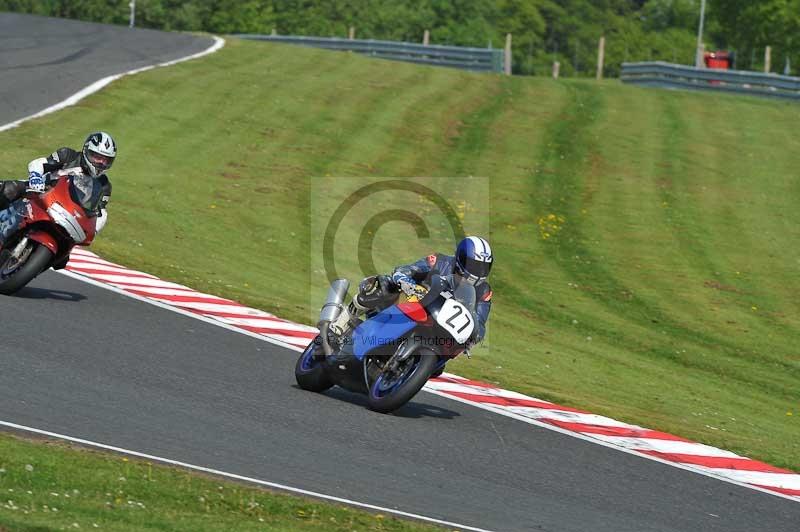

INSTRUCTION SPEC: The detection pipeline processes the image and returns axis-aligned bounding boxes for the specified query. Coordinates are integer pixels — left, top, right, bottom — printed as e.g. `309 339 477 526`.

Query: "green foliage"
0 0 693 76
0 1 798 75
642 0 700 31
709 0 800 71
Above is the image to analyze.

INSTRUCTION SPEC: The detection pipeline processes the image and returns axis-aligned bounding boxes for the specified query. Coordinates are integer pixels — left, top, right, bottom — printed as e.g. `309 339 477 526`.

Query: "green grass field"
1 36 798 528
0 433 436 531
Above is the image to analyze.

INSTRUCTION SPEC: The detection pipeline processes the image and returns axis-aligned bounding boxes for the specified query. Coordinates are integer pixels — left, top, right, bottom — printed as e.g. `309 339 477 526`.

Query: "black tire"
0 244 53 295
295 336 334 393
367 348 438 414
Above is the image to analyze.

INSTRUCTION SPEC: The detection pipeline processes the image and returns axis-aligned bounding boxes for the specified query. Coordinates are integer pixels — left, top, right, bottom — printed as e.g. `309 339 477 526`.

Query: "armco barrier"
621 61 800 101
235 34 505 73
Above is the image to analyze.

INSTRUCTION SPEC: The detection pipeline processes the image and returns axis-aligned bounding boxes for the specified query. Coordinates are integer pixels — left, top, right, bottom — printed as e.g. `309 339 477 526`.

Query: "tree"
3 0 795 76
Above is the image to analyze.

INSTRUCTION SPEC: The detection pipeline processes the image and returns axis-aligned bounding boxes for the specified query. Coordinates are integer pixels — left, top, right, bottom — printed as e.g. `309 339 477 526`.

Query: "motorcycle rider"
0 131 116 238
354 236 494 346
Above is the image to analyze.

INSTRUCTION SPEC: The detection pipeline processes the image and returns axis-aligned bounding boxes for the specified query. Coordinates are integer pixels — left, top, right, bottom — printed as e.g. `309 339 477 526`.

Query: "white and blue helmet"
81 131 116 177
455 236 493 284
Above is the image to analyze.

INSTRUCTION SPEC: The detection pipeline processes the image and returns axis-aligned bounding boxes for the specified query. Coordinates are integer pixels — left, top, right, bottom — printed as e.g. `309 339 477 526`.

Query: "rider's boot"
354 274 397 317
0 205 23 247
0 181 26 211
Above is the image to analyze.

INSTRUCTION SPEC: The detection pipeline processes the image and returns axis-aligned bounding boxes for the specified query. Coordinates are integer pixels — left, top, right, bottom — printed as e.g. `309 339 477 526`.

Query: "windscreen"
451 274 477 311
69 174 103 213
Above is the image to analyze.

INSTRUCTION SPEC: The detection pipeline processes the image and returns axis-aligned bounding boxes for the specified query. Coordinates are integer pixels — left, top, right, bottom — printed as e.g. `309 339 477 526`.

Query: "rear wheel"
367 348 438 414
0 243 53 295
294 335 334 392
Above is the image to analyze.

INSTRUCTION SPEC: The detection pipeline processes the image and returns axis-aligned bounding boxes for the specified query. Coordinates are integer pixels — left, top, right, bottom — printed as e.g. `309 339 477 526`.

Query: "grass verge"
0 34 796 504
0 432 441 531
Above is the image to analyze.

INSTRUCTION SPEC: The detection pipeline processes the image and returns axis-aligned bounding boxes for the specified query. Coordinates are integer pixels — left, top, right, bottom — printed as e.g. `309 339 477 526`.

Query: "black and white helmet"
81 131 116 177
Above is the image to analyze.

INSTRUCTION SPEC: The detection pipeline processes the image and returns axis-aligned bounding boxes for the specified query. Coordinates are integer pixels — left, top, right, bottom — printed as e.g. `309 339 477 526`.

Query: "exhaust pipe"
318 279 350 326
318 279 350 356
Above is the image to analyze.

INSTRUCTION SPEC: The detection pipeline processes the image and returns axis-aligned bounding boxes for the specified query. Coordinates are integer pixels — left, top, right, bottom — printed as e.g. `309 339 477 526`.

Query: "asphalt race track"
0 12 212 125
1 14 799 532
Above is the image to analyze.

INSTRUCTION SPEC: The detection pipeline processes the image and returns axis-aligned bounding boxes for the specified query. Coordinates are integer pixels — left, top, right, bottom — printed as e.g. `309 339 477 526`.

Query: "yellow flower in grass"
537 213 566 240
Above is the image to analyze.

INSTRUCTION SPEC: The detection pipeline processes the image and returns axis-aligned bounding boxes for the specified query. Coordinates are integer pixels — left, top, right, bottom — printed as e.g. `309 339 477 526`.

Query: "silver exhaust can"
318 279 350 327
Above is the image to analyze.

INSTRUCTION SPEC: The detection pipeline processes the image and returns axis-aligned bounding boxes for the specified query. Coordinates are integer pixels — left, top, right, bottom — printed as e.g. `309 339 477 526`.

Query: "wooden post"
270 28 277 36
423 30 430 46
764 46 772 73
348 26 355 40
504 33 512 75
596 36 605 80
552 61 560 79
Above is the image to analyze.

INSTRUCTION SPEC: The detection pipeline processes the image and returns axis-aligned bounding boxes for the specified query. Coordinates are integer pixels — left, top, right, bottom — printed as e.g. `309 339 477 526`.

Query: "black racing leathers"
0 147 112 213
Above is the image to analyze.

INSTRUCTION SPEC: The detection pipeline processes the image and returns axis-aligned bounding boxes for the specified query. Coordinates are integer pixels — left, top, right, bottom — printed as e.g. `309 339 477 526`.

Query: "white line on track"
0 36 225 133
0 420 495 532
52 268 800 505
0 27 796 530
420 388 800 503
0 34 500 529
57 269 800 504
57 269 305 353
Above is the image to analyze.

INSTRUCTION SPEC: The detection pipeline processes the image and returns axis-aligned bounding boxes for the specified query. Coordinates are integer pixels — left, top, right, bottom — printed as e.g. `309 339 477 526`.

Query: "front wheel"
294 336 334 393
0 243 53 295
367 348 438 414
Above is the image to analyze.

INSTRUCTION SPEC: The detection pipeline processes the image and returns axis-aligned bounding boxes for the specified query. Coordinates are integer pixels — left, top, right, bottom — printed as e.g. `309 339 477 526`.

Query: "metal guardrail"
235 34 505 73
621 61 800 100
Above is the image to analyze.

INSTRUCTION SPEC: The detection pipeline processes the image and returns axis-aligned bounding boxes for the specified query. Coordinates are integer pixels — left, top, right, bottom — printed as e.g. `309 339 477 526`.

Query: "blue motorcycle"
295 273 477 413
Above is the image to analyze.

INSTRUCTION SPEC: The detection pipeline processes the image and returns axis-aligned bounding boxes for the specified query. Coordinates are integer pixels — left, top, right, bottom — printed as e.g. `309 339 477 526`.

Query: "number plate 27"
436 299 474 344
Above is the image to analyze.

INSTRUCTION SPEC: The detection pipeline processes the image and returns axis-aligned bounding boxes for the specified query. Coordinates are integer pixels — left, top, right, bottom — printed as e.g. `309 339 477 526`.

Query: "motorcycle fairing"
352 305 417 359
27 230 58 254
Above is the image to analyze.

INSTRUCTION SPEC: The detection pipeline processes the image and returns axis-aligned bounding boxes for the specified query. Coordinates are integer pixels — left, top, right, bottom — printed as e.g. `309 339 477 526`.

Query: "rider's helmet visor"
456 258 491 285
87 150 113 171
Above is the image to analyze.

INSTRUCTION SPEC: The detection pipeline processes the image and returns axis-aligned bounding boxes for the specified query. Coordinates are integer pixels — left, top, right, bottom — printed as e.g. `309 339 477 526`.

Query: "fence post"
596 36 605 80
271 28 277 36
765 46 771 73
348 27 355 40
504 33 512 75
552 61 560 79
423 30 430 46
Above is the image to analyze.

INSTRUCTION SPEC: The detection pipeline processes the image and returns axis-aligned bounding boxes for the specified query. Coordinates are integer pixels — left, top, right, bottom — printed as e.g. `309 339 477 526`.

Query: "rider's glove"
26 172 46 193
394 274 418 297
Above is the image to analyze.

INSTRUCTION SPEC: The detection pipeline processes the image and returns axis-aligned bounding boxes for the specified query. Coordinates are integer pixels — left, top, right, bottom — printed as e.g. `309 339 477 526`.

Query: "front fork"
363 338 421 389
10 237 29 259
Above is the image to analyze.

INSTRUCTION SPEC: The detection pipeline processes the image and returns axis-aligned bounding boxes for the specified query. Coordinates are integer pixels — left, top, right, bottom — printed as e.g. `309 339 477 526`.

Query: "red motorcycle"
0 173 101 294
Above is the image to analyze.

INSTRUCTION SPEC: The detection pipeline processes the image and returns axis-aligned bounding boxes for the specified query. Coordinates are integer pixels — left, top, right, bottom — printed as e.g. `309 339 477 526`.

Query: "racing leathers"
390 253 492 344
354 253 492 345
0 147 112 233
